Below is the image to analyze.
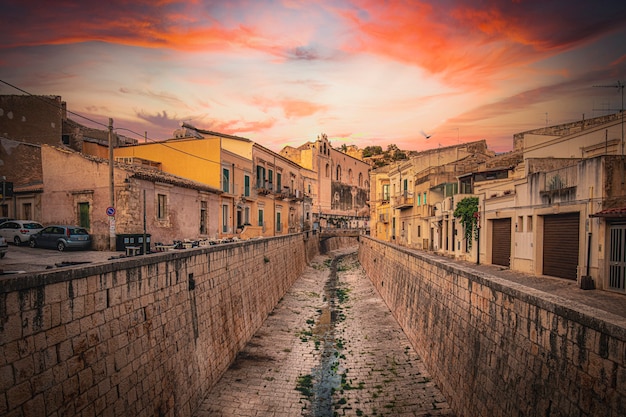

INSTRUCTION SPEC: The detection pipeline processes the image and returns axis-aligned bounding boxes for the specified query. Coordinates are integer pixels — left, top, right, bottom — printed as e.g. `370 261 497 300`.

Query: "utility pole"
108 118 116 251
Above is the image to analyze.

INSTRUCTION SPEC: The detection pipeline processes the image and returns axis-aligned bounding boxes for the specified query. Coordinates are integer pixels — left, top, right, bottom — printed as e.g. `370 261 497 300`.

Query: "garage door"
543 212 579 280
492 218 511 267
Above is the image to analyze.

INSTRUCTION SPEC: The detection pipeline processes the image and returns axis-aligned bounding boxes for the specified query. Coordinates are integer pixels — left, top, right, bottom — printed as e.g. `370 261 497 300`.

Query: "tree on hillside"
363 146 383 157
385 144 407 161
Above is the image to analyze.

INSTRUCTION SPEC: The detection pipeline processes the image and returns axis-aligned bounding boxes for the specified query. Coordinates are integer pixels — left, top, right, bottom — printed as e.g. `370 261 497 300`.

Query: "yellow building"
370 140 494 249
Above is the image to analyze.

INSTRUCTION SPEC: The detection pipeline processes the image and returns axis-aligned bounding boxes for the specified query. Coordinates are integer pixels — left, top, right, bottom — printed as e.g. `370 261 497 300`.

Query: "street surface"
195 248 454 417
0 244 121 275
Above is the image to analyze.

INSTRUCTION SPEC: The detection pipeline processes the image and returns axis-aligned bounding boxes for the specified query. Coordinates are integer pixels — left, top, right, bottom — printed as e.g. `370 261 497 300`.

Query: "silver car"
29 225 92 251
0 220 44 245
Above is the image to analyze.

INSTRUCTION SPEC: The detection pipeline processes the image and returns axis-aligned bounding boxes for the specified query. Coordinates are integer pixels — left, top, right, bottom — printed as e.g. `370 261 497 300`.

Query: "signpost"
107 207 116 249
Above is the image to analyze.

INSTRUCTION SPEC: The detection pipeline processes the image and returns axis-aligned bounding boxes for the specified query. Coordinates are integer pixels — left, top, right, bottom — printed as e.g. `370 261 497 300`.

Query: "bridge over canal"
1 233 624 417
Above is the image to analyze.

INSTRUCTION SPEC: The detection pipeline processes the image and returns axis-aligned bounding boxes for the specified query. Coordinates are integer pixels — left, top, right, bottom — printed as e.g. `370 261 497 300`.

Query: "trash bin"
115 234 151 254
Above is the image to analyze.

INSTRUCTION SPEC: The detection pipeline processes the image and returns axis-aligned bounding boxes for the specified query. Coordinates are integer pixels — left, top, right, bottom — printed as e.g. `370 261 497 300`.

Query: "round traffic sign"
106 207 116 216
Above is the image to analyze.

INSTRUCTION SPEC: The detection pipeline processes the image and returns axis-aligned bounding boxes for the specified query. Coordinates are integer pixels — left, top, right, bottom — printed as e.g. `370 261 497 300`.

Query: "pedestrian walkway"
195 248 454 417
457 259 626 320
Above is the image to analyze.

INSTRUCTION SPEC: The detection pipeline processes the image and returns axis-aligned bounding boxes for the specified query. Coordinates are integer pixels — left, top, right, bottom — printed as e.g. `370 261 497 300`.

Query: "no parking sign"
106 207 116 217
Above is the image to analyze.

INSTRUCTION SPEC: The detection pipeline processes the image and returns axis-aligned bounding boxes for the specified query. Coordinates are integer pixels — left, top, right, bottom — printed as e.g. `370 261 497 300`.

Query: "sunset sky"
1 0 625 153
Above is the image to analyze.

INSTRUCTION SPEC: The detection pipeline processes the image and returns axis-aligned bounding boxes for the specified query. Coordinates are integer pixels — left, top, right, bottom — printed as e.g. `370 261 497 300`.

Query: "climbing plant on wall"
453 196 479 249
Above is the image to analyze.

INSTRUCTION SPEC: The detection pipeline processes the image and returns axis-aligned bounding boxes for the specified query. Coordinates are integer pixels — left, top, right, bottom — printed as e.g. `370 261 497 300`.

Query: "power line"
0 79 108 129
0 79 222 165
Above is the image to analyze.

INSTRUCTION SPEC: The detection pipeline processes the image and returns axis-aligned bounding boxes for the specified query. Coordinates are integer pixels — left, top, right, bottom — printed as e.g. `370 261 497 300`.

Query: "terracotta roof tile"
591 206 626 218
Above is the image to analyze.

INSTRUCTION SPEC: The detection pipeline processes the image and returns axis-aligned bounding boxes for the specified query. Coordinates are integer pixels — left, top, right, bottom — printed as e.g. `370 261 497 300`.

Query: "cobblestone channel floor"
195 248 454 417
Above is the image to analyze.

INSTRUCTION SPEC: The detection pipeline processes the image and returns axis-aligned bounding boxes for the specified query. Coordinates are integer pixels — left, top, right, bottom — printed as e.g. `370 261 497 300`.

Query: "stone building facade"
280 133 371 229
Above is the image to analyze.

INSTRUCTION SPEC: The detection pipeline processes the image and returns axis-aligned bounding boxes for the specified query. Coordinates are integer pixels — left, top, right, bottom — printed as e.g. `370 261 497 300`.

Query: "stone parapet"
0 233 318 417
359 236 626 417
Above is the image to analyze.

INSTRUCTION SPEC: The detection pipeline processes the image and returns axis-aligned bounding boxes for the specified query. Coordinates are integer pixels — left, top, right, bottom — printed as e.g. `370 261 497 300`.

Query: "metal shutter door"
492 218 511 267
543 213 579 280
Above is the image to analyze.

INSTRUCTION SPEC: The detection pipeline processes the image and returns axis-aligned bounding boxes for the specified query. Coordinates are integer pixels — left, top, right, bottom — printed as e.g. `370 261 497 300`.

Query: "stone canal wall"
0 233 319 417
359 236 626 417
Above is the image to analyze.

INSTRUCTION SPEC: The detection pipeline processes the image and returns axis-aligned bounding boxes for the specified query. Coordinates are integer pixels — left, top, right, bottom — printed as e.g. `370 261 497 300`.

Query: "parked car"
0 220 44 245
0 217 14 225
0 236 7 258
29 225 92 251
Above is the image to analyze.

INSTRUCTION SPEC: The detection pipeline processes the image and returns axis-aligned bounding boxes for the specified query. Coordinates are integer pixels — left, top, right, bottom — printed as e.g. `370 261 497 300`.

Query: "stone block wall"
0 233 318 417
359 236 626 417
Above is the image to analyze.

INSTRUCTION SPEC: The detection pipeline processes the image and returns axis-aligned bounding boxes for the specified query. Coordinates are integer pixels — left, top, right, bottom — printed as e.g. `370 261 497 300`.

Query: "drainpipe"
581 186 595 289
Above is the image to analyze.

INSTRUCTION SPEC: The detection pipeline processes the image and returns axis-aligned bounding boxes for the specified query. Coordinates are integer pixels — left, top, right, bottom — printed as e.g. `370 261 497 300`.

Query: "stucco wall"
0 233 319 417
359 236 626 417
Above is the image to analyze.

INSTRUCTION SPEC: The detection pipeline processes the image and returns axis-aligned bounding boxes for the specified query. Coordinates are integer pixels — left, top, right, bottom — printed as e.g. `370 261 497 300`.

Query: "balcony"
393 192 414 209
256 180 273 195
541 166 577 196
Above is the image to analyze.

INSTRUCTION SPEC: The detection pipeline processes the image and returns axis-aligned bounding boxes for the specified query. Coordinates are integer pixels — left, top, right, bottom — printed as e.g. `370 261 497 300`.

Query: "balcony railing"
378 209 390 223
392 192 414 209
542 166 577 193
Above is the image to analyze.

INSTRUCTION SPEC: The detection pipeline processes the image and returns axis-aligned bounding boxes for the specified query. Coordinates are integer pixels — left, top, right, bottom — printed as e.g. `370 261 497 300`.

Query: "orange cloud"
206 118 278 136
252 97 327 118
281 99 327 118
337 1 538 87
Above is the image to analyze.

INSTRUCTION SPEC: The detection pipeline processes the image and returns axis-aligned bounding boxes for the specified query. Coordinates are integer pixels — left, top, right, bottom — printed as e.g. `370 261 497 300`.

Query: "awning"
590 206 626 218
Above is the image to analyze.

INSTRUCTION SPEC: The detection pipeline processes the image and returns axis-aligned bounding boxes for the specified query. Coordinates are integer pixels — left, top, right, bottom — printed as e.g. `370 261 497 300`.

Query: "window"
417 194 421 206
325 163 330 177
157 194 167 220
336 165 342 181
222 205 229 233
78 202 89 228
308 183 311 194
423 192 427 205
256 165 266 188
358 173 363 187
403 179 408 195
276 212 282 232
527 216 533 232
222 168 230 193
244 174 250 196
244 207 250 224
382 184 390 201
517 216 524 232
276 172 282 192
258 209 264 226
200 201 207 234
268 169 274 189
418 225 421 237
